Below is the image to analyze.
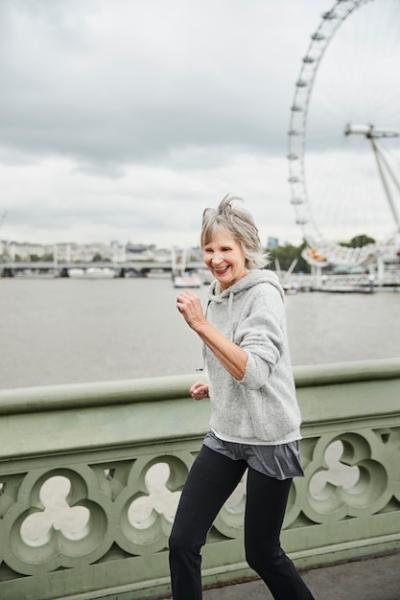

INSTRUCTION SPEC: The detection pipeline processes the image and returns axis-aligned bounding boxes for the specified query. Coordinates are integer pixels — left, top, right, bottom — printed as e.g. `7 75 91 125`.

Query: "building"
267 236 279 250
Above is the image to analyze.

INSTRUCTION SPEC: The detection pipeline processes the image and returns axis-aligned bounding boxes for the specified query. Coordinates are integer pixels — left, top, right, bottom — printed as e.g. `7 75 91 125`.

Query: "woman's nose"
212 254 223 265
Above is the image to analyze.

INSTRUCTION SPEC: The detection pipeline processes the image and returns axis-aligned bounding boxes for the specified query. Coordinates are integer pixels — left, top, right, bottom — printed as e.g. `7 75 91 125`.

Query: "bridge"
0 359 399 599
0 260 205 278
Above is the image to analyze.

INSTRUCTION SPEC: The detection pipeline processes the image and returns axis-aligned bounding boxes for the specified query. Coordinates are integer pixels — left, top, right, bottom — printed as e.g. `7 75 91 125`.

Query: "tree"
92 253 112 263
267 241 310 273
349 234 375 248
339 234 375 248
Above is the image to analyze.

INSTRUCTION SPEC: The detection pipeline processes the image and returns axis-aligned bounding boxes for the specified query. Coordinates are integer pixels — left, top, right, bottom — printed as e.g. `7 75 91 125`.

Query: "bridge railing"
0 359 399 600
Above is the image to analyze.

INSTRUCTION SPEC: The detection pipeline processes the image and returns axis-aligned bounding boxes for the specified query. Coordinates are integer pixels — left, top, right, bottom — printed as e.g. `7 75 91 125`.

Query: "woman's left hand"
176 291 206 331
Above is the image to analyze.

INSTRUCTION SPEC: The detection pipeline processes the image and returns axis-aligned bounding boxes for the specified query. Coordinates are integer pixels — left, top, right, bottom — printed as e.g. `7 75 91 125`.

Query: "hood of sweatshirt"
207 269 284 304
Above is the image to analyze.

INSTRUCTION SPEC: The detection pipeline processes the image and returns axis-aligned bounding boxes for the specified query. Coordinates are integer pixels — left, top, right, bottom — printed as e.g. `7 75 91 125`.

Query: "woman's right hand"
190 382 209 400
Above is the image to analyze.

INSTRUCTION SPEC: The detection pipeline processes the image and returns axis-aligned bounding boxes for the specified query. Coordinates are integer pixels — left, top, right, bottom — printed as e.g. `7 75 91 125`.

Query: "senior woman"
169 196 315 600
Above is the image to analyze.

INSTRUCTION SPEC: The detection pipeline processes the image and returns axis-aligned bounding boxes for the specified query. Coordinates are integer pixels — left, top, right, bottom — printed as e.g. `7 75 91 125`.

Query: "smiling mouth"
214 266 229 275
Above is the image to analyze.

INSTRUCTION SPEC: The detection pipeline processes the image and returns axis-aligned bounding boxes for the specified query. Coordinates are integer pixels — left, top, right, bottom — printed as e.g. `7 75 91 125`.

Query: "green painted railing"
0 358 400 600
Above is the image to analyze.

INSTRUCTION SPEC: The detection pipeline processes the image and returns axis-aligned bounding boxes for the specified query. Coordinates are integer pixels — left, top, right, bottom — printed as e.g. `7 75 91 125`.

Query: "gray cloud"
0 0 325 168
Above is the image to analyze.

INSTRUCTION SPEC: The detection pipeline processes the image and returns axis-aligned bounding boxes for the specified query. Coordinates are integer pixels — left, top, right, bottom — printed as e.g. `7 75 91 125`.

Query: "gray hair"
201 195 268 269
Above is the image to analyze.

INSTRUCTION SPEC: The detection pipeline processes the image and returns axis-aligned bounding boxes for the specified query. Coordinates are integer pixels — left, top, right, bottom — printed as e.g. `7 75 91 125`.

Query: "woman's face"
203 227 247 290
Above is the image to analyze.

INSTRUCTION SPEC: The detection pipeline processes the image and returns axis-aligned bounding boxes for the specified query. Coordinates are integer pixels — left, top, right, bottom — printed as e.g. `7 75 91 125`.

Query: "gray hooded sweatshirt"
205 269 302 445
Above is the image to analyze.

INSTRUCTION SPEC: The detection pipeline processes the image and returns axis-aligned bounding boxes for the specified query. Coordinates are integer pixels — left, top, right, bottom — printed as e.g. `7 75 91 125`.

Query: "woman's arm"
196 320 248 380
177 285 285 389
233 285 285 389
176 291 247 380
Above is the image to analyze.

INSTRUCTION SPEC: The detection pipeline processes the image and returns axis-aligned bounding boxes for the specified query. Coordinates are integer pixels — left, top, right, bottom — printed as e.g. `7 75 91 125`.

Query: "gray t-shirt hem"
203 430 305 480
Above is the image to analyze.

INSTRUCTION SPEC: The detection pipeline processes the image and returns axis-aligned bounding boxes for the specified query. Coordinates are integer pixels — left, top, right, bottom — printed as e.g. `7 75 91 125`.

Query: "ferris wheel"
288 0 400 267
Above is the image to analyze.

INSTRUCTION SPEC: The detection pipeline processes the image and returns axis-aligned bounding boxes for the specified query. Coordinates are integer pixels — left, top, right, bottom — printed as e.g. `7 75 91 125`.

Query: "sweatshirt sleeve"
234 284 285 390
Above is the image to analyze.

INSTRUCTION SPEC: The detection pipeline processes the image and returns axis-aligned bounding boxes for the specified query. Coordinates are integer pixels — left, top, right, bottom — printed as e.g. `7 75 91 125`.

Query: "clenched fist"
190 382 209 400
176 291 207 331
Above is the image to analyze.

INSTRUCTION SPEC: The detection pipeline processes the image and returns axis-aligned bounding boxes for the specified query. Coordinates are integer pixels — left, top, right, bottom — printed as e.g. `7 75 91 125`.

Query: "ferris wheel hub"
344 124 400 138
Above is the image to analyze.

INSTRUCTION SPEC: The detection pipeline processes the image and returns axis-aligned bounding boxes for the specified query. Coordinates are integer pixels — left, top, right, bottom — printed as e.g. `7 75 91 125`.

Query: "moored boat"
173 273 202 288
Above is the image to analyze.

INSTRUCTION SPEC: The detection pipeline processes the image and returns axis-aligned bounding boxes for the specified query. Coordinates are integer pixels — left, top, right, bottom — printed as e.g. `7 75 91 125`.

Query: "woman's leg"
169 444 247 600
244 468 315 600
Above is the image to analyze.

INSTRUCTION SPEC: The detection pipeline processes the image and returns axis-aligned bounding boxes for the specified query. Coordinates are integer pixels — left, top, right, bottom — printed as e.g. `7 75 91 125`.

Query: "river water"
0 277 399 390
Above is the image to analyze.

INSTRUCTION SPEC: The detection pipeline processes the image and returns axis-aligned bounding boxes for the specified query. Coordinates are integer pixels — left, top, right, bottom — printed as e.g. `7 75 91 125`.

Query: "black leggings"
169 444 315 600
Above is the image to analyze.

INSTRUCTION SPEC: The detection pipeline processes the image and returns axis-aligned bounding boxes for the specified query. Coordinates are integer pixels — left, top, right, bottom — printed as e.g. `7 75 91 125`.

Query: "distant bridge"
0 261 205 278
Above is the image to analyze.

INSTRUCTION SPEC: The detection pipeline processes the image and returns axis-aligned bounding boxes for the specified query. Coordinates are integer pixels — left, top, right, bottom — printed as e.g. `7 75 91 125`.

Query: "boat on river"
173 273 202 288
69 267 115 279
171 247 201 288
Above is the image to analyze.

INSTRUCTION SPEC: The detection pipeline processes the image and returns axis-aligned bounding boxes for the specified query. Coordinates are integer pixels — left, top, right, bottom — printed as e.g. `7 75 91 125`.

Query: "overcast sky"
1 0 399 247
